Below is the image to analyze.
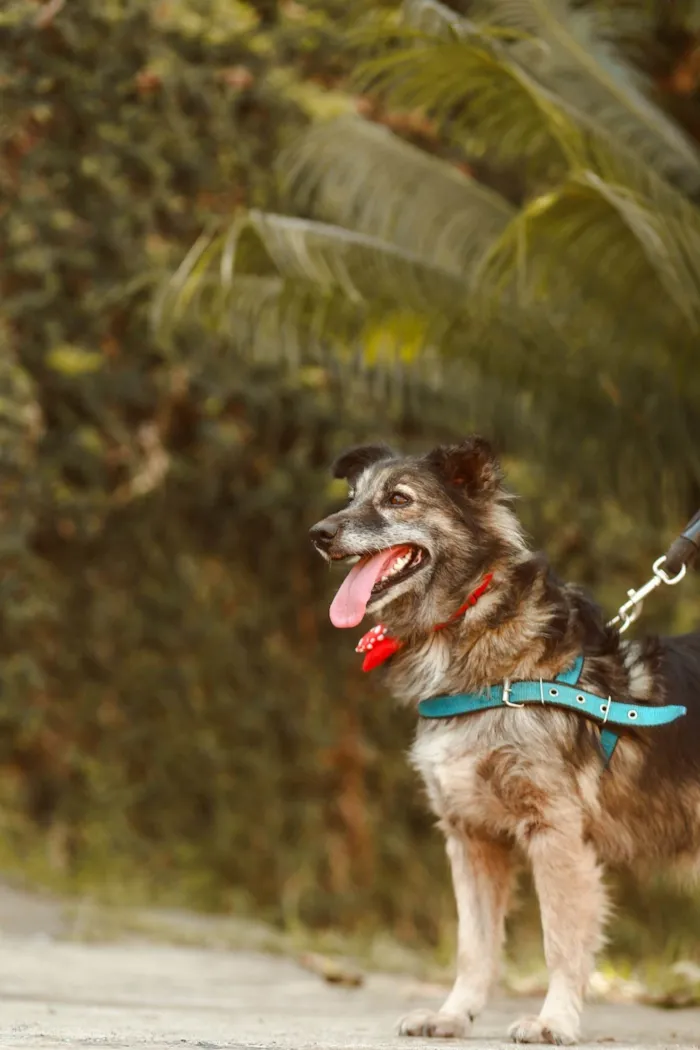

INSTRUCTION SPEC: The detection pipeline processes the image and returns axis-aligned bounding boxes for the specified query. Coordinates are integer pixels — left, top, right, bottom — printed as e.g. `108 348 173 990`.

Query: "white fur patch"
621 641 653 701
489 501 527 554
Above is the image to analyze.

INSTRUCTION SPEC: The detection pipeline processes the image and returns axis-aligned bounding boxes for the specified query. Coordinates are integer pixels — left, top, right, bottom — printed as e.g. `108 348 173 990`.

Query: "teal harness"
417 656 687 766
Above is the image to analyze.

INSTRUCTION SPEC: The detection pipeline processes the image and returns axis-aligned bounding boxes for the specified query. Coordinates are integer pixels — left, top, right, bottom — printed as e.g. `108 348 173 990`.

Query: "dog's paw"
398 1009 472 1038
509 1014 577 1045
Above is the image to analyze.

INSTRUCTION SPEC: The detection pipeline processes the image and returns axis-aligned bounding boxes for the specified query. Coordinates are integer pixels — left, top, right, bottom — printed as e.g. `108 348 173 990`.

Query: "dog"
309 436 700 1045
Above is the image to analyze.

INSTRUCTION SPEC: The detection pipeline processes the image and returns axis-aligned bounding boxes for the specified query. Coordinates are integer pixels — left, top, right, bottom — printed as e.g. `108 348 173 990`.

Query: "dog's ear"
425 437 502 497
332 443 396 484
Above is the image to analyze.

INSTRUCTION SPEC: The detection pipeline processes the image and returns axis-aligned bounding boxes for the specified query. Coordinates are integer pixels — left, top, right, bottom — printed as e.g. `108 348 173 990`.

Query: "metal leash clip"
608 555 687 635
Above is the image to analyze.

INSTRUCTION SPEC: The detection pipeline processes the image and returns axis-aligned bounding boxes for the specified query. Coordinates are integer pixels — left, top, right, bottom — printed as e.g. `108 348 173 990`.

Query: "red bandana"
355 573 494 672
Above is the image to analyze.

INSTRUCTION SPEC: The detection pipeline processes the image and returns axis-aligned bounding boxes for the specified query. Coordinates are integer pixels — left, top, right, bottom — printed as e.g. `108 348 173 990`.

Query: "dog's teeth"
374 549 420 589
389 553 411 576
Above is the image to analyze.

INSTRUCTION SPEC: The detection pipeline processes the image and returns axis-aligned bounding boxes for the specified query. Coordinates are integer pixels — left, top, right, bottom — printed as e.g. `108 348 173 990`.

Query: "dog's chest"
411 725 492 827
410 710 562 837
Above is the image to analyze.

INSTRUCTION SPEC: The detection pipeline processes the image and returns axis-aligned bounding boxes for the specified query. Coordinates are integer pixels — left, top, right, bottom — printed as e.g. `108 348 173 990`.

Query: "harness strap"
599 728 620 764
417 657 687 769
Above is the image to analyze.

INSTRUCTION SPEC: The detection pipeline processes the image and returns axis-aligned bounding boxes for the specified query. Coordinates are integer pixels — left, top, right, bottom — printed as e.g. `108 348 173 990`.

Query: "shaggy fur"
309 437 700 1045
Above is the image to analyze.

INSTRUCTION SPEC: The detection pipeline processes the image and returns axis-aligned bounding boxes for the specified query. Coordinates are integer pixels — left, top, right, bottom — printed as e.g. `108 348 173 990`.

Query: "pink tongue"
330 549 405 629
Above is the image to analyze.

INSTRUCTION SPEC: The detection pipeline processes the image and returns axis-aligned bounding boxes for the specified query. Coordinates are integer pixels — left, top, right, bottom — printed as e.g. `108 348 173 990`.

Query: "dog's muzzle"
309 519 340 554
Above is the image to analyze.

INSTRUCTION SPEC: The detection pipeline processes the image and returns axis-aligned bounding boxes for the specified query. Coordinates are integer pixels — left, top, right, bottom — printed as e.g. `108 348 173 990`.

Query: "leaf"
45 345 104 376
298 952 364 987
281 116 514 276
402 0 480 39
353 24 700 275
160 211 469 324
478 171 700 338
357 39 572 178
467 0 700 192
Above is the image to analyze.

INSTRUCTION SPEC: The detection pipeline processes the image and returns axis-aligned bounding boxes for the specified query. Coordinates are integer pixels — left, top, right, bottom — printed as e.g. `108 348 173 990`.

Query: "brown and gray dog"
309 437 700 1046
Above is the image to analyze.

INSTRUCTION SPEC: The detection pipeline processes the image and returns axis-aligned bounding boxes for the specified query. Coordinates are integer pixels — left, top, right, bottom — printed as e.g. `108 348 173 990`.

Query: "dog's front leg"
510 821 607 1046
399 832 513 1039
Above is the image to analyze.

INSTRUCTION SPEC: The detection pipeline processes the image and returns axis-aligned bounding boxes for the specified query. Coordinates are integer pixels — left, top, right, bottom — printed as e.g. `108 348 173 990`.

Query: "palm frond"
357 40 577 177
355 28 689 199
355 30 700 264
157 206 666 400
234 211 468 314
401 0 479 39
155 262 524 416
281 117 514 276
156 258 700 510
477 171 700 344
155 205 579 388
159 0 700 513
389 0 700 196
281 109 700 316
156 190 699 385
464 0 700 192
155 211 472 339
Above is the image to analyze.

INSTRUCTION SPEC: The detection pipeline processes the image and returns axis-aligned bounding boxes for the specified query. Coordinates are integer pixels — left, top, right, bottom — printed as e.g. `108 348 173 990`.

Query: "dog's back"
643 630 700 786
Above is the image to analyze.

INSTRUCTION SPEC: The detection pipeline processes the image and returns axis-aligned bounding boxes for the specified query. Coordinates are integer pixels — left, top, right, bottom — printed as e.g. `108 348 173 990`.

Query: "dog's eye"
388 491 411 507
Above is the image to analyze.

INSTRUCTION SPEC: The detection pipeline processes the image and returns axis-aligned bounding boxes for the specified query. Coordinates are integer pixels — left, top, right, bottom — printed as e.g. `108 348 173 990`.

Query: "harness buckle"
502 677 524 708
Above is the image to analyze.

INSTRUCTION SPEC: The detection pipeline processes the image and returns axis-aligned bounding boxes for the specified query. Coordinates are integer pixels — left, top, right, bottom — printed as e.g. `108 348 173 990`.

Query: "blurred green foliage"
0 0 699 971
0 0 455 941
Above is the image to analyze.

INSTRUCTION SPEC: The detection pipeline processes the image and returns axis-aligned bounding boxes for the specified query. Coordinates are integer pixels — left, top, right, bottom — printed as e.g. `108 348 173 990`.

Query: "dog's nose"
310 520 339 551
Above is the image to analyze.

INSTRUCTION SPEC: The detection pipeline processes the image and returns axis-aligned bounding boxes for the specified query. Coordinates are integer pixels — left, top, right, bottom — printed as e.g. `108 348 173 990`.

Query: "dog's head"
310 437 525 632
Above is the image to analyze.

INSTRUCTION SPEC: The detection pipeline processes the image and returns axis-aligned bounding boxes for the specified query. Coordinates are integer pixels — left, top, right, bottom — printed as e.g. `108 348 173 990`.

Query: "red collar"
355 573 494 672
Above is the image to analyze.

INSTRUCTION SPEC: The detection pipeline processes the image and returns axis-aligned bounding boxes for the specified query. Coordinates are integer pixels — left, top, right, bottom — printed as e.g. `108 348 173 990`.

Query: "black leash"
661 510 700 577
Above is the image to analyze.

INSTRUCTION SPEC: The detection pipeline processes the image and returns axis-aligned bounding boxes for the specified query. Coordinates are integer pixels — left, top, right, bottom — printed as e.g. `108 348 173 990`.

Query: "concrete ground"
0 884 697 1050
